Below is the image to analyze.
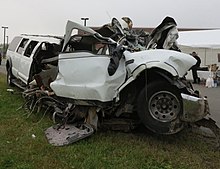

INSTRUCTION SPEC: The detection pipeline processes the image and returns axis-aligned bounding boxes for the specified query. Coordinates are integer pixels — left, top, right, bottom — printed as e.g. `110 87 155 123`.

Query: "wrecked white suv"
6 21 209 145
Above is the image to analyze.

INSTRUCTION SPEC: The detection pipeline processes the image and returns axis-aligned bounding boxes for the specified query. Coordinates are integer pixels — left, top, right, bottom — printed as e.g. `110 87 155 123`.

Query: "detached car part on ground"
6 20 214 146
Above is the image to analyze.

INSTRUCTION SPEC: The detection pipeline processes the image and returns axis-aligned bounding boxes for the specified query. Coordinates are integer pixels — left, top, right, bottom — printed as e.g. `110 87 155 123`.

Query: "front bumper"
181 93 209 122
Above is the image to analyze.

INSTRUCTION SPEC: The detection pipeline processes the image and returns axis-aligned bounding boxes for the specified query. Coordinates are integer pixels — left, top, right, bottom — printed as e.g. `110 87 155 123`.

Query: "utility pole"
6 36 8 46
81 17 89 26
2 26 8 56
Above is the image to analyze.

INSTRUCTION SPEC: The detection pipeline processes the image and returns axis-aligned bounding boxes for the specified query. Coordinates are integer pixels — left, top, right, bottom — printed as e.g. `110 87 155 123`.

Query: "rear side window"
24 41 38 57
16 38 29 54
8 36 22 52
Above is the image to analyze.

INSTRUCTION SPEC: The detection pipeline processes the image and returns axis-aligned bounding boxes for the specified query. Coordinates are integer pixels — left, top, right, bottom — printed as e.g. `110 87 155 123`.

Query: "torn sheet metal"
45 123 94 146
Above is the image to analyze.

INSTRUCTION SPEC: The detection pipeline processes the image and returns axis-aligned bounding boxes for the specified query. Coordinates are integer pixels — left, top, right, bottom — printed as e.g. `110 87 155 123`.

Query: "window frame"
24 40 39 57
16 38 29 54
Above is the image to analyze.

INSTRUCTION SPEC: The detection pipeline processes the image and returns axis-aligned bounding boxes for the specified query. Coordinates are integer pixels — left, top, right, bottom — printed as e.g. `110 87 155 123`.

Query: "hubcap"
148 91 180 122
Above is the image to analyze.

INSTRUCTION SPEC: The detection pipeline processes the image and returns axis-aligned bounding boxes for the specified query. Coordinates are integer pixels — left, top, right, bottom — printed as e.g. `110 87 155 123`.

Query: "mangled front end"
21 20 211 145
124 49 209 133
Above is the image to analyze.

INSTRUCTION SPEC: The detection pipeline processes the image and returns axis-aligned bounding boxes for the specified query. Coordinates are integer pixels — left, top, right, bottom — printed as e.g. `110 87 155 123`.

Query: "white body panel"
50 52 126 102
124 49 196 78
17 42 42 83
51 49 196 102
50 20 197 102
10 51 22 79
17 54 32 83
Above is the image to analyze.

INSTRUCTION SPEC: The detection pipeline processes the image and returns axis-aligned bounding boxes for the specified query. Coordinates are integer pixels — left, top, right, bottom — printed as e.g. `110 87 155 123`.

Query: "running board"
11 79 26 90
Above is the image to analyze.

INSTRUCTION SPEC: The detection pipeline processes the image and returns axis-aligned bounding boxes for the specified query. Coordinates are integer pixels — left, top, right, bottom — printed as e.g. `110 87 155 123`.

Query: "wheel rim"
148 90 181 122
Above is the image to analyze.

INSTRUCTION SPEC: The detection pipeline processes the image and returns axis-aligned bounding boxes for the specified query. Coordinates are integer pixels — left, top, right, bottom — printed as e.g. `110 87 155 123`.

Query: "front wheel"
137 81 184 134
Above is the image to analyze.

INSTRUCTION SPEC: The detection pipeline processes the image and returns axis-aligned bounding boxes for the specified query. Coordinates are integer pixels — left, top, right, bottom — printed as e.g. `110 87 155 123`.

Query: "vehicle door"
17 40 39 83
10 37 29 79
52 34 126 101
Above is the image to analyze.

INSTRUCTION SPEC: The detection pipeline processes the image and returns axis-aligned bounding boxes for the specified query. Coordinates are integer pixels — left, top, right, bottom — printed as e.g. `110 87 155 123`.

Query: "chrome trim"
181 93 209 122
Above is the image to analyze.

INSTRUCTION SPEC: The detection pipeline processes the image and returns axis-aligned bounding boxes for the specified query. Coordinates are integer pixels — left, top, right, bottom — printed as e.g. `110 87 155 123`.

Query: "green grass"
0 73 219 169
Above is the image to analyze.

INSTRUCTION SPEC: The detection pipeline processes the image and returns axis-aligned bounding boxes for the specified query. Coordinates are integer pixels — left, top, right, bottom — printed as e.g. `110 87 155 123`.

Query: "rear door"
9 37 28 78
17 40 39 83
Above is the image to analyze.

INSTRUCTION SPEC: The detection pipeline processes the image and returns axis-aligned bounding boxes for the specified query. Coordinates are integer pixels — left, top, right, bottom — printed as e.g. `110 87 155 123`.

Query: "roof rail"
21 34 63 40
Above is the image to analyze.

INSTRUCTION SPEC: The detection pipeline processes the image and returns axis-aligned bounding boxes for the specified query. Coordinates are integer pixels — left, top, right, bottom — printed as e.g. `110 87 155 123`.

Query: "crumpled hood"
124 49 196 77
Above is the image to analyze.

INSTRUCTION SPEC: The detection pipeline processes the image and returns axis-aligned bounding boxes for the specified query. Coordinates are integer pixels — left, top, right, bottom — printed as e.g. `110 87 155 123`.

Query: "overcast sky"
1 0 220 42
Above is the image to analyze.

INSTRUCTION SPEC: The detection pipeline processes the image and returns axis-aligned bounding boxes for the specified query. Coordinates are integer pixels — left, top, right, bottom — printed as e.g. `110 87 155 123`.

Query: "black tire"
137 81 184 134
7 68 14 86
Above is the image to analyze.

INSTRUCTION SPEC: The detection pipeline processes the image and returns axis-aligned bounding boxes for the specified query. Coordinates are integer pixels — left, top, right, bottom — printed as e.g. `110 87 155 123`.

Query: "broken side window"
24 40 38 57
16 38 29 54
8 36 22 52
